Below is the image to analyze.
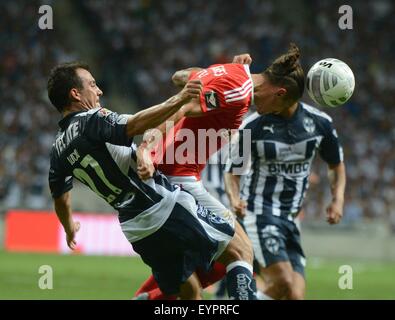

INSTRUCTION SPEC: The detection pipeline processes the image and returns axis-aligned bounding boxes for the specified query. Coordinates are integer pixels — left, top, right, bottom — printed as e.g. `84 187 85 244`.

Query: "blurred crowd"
0 1 74 209
1 0 394 225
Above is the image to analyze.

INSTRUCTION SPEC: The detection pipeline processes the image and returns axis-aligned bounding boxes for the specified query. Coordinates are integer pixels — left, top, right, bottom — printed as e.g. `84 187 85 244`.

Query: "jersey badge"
98 108 112 117
265 237 280 255
204 91 219 110
303 117 316 133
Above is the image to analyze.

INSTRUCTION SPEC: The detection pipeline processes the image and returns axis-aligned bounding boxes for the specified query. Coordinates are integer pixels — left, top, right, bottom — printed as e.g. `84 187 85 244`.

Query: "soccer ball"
306 58 355 108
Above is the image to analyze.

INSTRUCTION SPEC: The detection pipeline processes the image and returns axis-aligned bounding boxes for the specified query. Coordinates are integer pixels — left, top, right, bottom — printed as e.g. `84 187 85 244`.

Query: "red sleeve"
190 64 252 113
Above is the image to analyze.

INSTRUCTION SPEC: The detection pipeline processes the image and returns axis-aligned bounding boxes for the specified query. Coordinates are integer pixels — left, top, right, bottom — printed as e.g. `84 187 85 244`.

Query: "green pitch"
0 251 394 299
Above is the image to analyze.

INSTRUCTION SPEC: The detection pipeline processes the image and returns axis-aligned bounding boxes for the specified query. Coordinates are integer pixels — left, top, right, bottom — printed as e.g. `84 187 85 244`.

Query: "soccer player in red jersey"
135 45 303 299
135 53 257 300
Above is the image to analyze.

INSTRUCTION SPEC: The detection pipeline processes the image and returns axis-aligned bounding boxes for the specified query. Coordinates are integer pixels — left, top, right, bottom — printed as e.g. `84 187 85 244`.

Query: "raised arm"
326 162 346 224
126 79 202 138
53 191 80 250
232 53 252 65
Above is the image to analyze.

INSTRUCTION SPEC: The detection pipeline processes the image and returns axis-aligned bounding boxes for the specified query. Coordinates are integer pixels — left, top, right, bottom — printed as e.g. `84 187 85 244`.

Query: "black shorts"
243 213 306 276
132 203 234 295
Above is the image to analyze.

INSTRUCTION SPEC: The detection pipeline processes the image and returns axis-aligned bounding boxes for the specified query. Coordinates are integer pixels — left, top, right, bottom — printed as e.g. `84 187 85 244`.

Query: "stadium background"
1 0 394 299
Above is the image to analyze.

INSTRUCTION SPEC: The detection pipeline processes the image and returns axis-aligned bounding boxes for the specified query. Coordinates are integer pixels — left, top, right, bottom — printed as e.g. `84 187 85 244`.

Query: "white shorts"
167 175 235 260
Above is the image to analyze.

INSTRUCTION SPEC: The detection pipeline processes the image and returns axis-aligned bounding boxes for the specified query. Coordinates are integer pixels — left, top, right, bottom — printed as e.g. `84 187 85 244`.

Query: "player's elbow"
172 70 187 87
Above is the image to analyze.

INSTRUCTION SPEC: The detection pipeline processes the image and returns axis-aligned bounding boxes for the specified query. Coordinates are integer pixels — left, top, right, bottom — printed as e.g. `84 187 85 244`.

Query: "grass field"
0 251 394 299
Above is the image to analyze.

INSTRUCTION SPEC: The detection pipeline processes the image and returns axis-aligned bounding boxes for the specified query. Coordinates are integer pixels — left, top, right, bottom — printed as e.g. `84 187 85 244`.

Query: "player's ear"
69 88 81 102
276 88 287 97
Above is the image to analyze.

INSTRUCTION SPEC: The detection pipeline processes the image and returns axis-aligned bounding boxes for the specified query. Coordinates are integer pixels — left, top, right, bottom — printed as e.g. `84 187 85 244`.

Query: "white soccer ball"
306 58 355 108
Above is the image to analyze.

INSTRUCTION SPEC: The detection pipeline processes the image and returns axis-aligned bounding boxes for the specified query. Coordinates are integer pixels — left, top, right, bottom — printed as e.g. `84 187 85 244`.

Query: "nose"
97 87 103 96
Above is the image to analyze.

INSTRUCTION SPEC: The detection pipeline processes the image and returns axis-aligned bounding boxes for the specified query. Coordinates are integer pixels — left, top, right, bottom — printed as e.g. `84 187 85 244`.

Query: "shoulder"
75 107 102 119
300 102 333 124
240 111 261 130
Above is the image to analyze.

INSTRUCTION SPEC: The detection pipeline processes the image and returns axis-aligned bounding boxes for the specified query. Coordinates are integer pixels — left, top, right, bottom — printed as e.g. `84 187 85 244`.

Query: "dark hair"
47 61 90 112
263 43 304 102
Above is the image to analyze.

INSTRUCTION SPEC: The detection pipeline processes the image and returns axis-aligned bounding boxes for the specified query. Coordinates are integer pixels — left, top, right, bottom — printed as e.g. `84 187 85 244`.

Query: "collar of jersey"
58 110 86 129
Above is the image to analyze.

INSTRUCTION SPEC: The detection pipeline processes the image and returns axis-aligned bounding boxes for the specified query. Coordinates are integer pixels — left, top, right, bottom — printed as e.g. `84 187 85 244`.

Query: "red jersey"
157 63 253 179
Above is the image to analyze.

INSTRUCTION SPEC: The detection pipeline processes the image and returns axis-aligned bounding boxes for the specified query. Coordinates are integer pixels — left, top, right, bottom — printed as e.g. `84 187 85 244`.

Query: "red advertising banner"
4 210 137 256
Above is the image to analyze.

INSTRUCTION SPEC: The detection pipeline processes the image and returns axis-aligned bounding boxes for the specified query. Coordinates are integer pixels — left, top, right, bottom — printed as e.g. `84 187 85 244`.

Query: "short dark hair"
263 43 305 103
47 61 90 113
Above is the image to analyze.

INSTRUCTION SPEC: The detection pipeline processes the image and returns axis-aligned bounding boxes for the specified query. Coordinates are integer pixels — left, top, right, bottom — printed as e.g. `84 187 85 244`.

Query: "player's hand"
232 53 252 65
66 221 80 250
137 160 155 180
231 198 247 219
178 79 203 102
137 144 155 180
326 199 343 225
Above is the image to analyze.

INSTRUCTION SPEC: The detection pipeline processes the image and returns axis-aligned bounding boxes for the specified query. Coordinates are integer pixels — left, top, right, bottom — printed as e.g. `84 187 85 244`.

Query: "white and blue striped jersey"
226 103 343 220
48 107 200 242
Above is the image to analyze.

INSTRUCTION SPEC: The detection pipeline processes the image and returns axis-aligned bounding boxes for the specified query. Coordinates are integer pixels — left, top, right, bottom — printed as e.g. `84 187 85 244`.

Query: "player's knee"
273 273 294 297
224 233 253 264
288 288 305 300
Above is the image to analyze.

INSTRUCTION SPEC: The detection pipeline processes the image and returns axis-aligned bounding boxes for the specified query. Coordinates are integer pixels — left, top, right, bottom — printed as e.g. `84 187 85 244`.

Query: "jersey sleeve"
319 121 344 165
84 108 132 146
225 128 252 175
192 64 253 113
48 148 73 198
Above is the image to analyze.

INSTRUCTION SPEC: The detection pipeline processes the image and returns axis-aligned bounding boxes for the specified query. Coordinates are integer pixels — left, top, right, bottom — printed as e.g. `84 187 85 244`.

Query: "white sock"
257 290 274 300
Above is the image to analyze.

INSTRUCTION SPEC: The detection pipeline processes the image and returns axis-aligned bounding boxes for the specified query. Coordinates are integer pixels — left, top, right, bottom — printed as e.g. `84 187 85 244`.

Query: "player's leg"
176 178 257 299
243 212 293 300
134 274 159 296
285 221 306 300
134 261 226 300
259 261 294 299
129 200 221 300
179 272 203 300
287 271 305 300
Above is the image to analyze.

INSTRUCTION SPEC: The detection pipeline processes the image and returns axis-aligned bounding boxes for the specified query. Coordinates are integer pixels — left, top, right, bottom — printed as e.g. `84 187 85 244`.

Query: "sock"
148 288 177 300
196 262 226 288
226 261 258 300
257 290 274 300
134 274 158 296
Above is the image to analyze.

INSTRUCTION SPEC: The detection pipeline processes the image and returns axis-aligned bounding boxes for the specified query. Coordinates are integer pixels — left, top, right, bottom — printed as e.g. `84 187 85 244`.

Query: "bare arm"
224 172 246 218
54 192 80 250
126 80 202 138
326 162 346 224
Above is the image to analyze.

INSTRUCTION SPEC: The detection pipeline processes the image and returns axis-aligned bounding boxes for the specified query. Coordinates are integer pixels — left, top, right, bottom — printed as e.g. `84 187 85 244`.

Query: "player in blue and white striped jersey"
224 47 346 300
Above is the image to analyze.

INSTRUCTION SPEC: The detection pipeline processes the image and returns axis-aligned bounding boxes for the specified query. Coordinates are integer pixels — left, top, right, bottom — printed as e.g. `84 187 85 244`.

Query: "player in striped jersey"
224 46 346 300
46 62 245 299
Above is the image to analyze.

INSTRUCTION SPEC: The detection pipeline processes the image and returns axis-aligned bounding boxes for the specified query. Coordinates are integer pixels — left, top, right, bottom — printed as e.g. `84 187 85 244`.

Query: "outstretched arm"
326 162 346 224
171 53 252 88
53 192 80 250
126 80 202 138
